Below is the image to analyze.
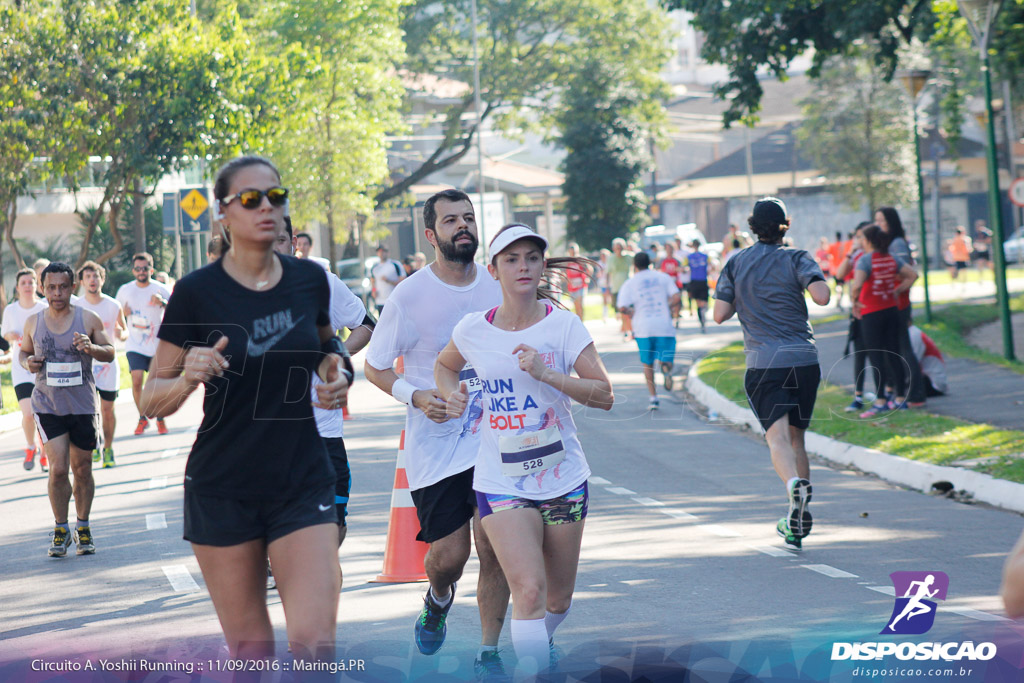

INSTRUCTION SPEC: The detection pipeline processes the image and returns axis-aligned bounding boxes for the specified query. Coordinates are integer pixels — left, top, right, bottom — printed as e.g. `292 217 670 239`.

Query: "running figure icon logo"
881 571 949 635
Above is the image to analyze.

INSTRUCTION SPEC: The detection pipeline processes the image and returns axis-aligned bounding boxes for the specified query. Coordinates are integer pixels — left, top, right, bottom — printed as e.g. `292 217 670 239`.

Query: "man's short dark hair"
133 252 154 267
423 189 472 234
77 260 106 280
295 231 312 245
633 251 651 270
41 261 75 286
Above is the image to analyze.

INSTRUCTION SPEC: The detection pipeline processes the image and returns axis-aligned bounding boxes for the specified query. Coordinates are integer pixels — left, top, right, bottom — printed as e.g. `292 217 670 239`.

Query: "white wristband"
392 378 416 406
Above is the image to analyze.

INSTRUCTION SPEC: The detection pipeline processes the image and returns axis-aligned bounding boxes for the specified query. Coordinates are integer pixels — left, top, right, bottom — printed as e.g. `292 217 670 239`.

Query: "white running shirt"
2 299 47 387
451 306 593 499
616 269 678 338
312 271 366 438
371 259 406 305
365 264 501 490
116 280 172 357
77 294 122 393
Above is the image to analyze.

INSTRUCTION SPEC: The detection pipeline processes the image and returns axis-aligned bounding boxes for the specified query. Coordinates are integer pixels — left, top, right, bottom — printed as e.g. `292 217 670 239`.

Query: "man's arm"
713 300 735 324
807 280 831 306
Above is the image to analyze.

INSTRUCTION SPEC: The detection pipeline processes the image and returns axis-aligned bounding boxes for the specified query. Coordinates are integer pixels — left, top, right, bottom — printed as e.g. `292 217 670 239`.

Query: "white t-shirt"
372 259 406 305
365 264 502 490
452 306 593 499
2 299 48 387
312 272 367 438
615 269 678 339
116 280 172 357
77 294 122 393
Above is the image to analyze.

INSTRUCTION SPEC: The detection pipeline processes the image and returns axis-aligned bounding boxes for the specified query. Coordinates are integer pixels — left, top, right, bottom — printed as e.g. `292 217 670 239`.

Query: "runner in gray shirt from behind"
713 197 830 551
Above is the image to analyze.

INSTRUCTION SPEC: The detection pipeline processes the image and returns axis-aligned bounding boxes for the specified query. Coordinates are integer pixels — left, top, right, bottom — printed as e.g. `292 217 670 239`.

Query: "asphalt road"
1 317 1022 682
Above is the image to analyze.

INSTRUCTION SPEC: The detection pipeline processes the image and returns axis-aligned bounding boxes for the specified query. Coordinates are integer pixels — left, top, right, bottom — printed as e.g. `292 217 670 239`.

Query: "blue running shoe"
415 584 455 655
843 397 863 413
473 649 509 682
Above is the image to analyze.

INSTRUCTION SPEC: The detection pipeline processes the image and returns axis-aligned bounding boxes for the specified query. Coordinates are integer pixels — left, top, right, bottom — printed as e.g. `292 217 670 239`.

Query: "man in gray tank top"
20 263 115 558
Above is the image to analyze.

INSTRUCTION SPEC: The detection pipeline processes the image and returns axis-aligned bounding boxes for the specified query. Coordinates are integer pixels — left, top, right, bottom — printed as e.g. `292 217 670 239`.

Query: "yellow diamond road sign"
180 189 209 221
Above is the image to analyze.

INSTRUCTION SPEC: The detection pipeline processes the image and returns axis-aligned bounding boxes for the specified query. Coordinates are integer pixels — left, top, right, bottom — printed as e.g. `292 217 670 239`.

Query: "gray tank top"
31 306 96 415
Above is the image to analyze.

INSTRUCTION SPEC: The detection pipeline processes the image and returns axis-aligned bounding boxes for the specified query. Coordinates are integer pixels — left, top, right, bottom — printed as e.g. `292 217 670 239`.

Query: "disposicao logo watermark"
881 571 948 635
830 570 997 664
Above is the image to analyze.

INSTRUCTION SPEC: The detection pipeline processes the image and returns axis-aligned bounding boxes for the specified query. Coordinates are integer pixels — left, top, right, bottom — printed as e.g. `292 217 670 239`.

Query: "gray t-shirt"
888 236 912 264
714 241 825 369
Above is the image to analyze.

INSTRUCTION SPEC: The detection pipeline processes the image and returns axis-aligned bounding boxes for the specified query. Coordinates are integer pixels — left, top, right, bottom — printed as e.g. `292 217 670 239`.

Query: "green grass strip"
697 342 1024 485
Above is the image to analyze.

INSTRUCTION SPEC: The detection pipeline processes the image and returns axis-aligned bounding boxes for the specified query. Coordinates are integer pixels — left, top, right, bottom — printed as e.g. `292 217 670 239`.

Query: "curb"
686 363 1024 516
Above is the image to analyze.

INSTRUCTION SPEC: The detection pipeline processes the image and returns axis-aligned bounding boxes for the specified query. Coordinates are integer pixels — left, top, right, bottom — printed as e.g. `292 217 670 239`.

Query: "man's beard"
438 231 478 264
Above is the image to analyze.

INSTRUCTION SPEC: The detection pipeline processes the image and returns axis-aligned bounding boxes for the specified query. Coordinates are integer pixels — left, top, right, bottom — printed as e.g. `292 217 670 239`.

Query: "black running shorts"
98 389 118 402
34 413 99 452
183 484 337 547
15 382 33 401
409 467 476 543
324 437 351 526
685 280 709 301
126 352 152 373
744 364 821 433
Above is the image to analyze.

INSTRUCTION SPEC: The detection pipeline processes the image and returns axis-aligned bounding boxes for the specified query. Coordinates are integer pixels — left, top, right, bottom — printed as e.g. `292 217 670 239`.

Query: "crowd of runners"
8 154 1023 679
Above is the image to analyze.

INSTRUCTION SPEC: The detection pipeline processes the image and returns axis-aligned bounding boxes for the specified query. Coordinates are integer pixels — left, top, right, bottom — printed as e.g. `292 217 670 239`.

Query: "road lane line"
149 477 168 489
606 487 637 496
146 513 167 530
660 508 698 520
867 585 895 596
162 565 200 592
747 544 792 558
943 606 1010 622
589 476 612 485
160 448 179 459
700 524 742 538
802 564 858 579
631 496 664 507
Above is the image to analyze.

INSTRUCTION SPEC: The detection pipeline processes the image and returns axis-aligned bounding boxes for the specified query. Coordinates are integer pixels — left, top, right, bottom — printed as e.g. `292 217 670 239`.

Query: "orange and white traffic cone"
373 429 428 583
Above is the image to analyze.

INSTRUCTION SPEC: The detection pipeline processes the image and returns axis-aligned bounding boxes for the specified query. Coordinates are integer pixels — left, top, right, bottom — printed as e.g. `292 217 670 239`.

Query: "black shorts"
15 382 33 401
126 352 152 373
973 250 991 262
410 467 476 543
98 389 118 402
954 260 969 271
686 280 709 301
744 364 821 433
324 437 351 526
183 484 337 547
34 413 100 451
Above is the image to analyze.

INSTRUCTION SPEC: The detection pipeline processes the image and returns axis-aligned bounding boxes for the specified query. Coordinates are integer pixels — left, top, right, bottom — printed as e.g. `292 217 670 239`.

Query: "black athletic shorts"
410 467 476 543
324 437 351 526
954 260 969 271
744 364 821 433
686 280 709 301
183 484 337 547
98 389 118 402
126 351 152 373
15 382 33 401
34 413 99 452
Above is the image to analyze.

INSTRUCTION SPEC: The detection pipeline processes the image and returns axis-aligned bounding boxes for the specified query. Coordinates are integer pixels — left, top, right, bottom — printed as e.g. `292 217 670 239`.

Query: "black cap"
752 197 788 224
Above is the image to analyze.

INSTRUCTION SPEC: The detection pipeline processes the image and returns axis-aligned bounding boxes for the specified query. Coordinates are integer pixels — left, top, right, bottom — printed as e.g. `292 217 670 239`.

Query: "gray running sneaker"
49 527 73 558
75 526 96 555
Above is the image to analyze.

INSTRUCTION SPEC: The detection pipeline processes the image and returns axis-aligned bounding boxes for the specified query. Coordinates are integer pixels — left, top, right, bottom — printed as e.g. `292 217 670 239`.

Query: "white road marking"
606 486 637 496
802 564 858 579
149 477 168 489
747 544 792 558
944 606 1010 622
868 585 896 596
160 448 179 459
162 565 200 592
700 524 742 538
589 476 612 485
146 513 167 530
631 496 664 507
661 508 698 520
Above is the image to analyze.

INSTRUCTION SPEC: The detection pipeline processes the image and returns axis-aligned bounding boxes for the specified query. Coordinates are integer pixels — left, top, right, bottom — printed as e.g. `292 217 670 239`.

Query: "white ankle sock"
545 603 570 639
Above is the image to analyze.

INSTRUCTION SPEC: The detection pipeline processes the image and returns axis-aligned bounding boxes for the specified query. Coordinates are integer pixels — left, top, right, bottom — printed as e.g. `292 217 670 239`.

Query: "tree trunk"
95 196 126 266
3 199 26 271
132 176 145 255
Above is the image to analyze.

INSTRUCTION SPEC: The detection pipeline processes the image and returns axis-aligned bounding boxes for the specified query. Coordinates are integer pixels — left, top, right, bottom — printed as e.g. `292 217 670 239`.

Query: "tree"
661 0 1024 128
378 0 672 208
261 0 406 263
795 49 914 212
559 61 653 251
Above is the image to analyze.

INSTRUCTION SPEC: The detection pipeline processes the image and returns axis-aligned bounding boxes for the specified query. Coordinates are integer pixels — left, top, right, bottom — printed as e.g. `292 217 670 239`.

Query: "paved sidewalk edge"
686 364 1024 516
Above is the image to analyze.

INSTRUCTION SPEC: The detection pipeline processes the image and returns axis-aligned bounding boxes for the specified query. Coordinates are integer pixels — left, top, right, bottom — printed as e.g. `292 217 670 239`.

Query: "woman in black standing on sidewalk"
849 224 918 418
874 207 927 408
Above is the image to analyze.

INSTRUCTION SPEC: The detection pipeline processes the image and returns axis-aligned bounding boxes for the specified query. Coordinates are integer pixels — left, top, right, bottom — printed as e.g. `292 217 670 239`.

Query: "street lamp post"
899 69 933 323
957 0 1015 361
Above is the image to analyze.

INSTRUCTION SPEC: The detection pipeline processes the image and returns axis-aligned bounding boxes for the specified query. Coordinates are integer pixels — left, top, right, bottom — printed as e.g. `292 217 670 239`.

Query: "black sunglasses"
220 186 289 210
